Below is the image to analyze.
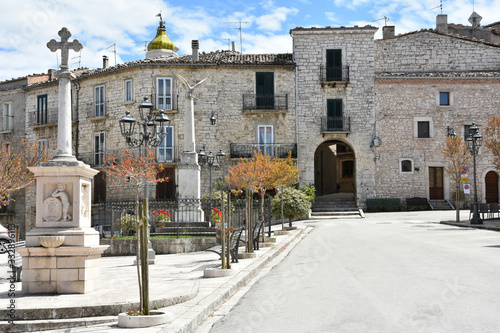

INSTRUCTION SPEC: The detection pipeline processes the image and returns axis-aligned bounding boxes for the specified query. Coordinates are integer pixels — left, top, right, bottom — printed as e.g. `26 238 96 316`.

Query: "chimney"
192 40 199 62
232 41 236 52
436 14 448 33
48 69 55 80
102 56 109 69
382 26 395 39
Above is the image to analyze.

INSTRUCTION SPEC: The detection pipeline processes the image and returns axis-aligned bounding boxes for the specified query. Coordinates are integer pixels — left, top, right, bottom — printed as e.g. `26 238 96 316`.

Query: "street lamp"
198 147 226 224
465 123 483 225
119 97 172 261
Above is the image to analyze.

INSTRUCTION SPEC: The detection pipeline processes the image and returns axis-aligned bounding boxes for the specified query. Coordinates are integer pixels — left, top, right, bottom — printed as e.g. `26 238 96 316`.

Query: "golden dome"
147 21 176 51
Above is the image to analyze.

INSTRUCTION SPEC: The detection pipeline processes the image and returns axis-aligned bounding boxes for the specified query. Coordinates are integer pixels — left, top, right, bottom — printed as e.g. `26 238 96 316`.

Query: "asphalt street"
206 211 500 333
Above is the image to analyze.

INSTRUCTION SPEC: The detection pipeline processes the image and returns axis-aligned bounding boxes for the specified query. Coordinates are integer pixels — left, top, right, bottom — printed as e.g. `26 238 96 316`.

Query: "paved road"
207 212 500 333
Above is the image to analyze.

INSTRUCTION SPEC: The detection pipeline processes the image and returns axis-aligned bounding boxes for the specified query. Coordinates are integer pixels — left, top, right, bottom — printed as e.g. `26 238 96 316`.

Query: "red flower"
152 211 156 215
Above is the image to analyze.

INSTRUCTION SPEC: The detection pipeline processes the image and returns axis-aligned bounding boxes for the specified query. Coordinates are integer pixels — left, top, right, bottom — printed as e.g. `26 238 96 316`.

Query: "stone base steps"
429 200 454 210
1 316 116 333
311 210 363 219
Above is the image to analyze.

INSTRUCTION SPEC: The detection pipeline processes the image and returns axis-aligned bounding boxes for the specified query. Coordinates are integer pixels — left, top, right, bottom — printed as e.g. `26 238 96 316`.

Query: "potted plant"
153 209 171 228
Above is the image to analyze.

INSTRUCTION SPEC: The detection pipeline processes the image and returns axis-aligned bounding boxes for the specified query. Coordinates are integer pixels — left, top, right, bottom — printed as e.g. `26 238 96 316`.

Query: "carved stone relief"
43 183 72 222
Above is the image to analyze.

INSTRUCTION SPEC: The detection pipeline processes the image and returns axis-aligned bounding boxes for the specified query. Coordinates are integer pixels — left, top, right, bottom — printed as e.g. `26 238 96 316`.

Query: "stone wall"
100 237 217 256
375 76 500 201
375 31 500 73
292 27 378 207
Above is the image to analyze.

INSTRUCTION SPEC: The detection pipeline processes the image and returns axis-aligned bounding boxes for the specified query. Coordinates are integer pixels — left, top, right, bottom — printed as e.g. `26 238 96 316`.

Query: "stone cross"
47 27 83 70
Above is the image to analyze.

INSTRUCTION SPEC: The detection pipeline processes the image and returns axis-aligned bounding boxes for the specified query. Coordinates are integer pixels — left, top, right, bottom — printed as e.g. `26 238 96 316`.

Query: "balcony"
242 94 288 113
230 143 297 159
151 94 179 113
78 146 181 168
321 116 350 133
86 101 108 119
29 110 59 127
319 65 349 87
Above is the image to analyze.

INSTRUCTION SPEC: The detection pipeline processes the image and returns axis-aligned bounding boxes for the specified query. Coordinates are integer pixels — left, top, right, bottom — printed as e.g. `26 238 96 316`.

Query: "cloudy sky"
0 0 498 81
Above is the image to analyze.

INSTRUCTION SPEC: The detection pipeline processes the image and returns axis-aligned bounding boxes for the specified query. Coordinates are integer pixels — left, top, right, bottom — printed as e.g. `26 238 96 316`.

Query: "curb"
163 227 306 333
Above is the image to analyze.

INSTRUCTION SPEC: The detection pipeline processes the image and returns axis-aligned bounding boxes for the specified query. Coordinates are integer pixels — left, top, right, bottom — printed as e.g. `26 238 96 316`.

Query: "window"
157 126 174 162
464 125 472 139
326 49 342 81
124 79 133 102
37 94 47 125
3 103 12 131
37 139 47 156
342 160 354 178
258 125 273 156
439 92 450 106
255 72 274 109
326 99 343 131
94 132 105 166
94 85 105 116
156 78 172 110
400 159 413 173
417 121 430 138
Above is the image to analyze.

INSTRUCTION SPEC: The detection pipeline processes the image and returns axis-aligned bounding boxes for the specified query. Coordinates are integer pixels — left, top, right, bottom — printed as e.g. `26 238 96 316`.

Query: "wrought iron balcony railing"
230 143 297 159
78 146 181 168
319 65 349 82
321 116 350 133
242 94 288 111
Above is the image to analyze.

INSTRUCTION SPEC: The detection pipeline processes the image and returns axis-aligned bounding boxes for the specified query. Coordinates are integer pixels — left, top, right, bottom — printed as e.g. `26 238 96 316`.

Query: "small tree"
271 187 310 226
0 139 49 206
103 148 166 315
485 116 500 171
441 136 471 222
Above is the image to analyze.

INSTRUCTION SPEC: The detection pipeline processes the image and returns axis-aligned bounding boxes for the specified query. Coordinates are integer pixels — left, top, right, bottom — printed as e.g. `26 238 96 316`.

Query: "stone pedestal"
18 246 107 294
177 152 204 222
21 164 108 294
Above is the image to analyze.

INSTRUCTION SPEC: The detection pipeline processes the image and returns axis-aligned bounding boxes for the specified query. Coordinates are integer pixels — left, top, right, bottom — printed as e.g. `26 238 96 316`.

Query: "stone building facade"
2 14 500 237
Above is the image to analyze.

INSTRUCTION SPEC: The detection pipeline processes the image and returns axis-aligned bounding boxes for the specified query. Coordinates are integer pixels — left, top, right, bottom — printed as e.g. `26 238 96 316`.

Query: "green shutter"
327 99 343 130
256 72 274 109
326 50 342 81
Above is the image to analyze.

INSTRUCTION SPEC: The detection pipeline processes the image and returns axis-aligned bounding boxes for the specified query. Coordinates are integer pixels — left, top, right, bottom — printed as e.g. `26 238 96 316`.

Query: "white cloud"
256 7 299 31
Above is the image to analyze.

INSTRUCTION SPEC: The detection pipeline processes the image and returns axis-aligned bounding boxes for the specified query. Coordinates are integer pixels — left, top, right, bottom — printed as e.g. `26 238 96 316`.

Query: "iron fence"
92 197 277 238
321 116 350 133
319 65 349 82
229 143 297 159
242 94 288 111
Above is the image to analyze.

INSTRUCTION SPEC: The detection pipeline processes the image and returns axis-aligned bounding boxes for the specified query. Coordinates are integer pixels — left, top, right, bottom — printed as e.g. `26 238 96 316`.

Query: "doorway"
485 171 499 203
429 167 444 200
314 140 355 197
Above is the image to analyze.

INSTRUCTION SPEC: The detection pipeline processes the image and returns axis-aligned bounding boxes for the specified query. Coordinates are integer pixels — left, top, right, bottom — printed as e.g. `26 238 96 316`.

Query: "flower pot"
117 310 173 328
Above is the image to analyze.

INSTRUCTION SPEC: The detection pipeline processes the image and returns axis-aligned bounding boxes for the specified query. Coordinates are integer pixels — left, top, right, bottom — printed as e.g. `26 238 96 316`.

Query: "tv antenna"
429 0 443 14
223 38 231 50
106 43 117 65
134 41 148 54
373 16 390 26
72 51 82 68
225 21 249 53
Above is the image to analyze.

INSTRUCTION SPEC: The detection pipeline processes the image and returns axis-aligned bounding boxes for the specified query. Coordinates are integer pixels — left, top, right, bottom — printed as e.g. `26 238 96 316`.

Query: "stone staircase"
311 193 362 219
153 222 216 237
429 200 454 210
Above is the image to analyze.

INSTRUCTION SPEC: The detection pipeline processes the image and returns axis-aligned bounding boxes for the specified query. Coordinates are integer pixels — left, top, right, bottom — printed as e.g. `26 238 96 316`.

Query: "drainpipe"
290 31 300 183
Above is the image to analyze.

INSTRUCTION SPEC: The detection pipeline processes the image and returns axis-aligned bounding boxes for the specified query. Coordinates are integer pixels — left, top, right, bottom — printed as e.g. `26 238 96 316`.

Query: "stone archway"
314 140 355 197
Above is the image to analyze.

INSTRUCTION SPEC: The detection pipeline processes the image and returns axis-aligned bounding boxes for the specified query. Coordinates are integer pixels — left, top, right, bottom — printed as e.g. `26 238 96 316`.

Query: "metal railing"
242 94 288 111
321 116 350 133
28 109 60 127
319 65 349 82
150 94 179 112
92 198 277 238
77 146 180 168
230 143 297 159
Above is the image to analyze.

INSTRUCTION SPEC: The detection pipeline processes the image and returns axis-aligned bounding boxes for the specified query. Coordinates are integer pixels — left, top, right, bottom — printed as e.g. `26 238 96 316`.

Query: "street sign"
464 184 470 194
461 173 468 182
461 167 468 174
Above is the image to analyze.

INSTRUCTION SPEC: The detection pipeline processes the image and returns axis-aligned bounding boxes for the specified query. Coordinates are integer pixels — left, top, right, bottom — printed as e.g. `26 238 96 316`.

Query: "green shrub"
271 187 311 224
114 214 137 235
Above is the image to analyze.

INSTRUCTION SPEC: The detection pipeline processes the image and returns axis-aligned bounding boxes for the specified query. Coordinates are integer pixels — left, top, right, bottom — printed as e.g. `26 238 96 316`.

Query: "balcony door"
327 99 343 131
256 72 274 109
429 167 444 200
326 49 342 81
258 125 273 156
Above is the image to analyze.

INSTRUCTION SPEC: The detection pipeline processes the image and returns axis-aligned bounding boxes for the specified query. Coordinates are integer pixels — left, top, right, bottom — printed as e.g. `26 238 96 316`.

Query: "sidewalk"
0 224 310 333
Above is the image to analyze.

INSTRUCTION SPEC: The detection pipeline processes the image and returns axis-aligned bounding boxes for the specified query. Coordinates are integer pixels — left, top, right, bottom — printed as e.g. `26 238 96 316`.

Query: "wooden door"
156 168 176 199
485 171 499 203
93 171 106 203
429 167 444 200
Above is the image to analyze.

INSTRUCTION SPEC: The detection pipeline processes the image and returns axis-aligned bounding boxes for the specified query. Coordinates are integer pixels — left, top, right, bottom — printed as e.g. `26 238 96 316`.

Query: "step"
0 316 116 333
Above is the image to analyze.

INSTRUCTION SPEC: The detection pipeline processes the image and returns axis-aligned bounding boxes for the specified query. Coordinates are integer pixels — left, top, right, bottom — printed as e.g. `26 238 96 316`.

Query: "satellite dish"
468 11 482 27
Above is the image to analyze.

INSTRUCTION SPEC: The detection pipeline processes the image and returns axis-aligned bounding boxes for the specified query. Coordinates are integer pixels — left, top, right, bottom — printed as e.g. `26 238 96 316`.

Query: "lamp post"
465 123 483 225
119 97 171 258
198 147 226 224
